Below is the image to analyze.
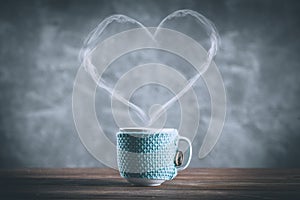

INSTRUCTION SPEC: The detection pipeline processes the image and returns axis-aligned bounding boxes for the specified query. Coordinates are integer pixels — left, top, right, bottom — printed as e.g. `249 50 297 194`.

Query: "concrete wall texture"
0 0 300 168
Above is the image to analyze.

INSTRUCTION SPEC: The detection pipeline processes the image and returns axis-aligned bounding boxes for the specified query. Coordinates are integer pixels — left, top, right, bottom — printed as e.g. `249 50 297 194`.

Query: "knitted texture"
117 132 179 180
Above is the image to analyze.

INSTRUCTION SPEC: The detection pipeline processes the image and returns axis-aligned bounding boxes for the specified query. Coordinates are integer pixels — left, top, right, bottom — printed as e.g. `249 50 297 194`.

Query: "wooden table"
1 168 300 199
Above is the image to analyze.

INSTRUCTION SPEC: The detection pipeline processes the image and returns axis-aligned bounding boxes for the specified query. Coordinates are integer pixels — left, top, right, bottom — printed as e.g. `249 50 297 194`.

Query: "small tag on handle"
174 151 184 166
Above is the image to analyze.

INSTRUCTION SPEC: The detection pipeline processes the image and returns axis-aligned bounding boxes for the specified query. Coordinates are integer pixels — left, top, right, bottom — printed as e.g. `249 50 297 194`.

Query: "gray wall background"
0 0 300 168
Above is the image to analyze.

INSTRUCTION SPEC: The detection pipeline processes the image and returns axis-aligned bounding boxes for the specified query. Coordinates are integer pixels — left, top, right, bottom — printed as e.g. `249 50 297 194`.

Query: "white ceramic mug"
116 127 192 186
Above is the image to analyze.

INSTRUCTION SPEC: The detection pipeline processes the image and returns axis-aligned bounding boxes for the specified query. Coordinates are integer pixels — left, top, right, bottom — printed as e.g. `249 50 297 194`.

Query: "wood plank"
0 168 300 199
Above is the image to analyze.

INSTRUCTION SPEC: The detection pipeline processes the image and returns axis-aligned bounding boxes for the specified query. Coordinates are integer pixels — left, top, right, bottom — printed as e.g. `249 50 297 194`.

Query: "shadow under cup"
116 128 191 186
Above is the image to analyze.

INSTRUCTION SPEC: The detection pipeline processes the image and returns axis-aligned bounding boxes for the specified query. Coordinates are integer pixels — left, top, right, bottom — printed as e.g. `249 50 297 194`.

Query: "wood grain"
1 168 300 199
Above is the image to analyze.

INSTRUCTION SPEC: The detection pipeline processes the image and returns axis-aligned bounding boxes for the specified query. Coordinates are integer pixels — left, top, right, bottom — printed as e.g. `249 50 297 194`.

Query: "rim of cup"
119 127 177 134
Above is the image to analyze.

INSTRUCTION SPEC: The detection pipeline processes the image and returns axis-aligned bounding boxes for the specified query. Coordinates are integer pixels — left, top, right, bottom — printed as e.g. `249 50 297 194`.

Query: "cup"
116 127 192 186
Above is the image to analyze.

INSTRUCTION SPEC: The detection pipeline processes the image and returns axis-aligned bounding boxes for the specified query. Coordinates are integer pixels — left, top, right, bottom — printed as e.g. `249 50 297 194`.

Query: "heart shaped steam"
80 9 220 125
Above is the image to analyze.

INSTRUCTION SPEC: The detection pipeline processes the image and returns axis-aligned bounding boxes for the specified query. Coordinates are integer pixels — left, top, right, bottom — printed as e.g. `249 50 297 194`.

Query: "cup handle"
176 136 192 171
